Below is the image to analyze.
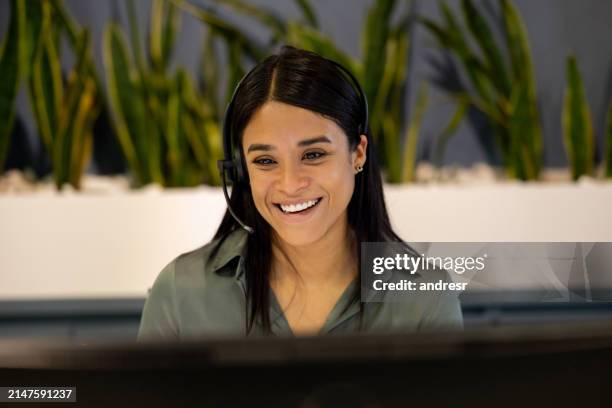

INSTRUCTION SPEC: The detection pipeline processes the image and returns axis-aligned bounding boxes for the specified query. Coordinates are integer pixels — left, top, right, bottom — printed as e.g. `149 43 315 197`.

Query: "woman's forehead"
242 101 346 148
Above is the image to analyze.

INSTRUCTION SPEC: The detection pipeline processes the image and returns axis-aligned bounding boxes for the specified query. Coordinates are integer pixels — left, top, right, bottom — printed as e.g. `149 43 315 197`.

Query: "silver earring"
356 165 363 173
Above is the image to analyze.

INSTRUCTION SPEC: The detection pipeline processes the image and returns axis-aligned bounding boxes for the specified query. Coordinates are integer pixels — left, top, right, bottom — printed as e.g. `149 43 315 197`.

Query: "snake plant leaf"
421 17 451 47
51 0 113 146
150 0 167 72
423 0 542 180
177 69 221 186
22 0 44 80
200 29 221 119
562 55 594 180
501 0 532 84
50 0 104 93
179 65 207 121
171 0 265 61
371 19 410 182
208 0 286 43
144 107 165 187
162 0 180 71
461 0 510 96
361 0 395 107
103 22 147 185
25 1 51 148
387 16 410 130
423 12 498 108
202 117 222 186
502 0 542 178
507 82 539 179
424 17 491 105
30 19 63 152
54 29 91 188
181 113 208 180
0 0 25 173
425 6 496 123
294 0 319 28
402 83 428 182
127 0 147 77
419 17 451 48
434 100 468 167
225 39 246 106
68 78 97 188
22 2 104 188
286 22 357 75
49 0 78 45
605 102 612 178
439 2 472 59
181 115 201 165
439 2 493 105
58 30 97 189
165 69 185 185
185 113 222 186
150 0 181 74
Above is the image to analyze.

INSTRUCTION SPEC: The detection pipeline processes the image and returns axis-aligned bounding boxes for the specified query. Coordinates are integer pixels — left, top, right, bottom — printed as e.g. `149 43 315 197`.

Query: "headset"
217 56 369 235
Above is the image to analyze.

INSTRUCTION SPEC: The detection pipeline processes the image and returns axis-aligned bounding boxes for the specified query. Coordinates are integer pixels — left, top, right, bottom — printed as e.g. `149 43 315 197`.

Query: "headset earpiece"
233 147 246 184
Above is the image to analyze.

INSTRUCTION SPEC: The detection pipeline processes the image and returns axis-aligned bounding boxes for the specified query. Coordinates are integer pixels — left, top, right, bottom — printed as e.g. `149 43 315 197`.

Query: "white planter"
1 181 612 300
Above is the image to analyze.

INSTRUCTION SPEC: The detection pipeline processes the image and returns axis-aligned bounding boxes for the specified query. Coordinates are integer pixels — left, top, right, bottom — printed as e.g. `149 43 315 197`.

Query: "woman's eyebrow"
247 143 274 153
247 135 332 153
297 135 332 147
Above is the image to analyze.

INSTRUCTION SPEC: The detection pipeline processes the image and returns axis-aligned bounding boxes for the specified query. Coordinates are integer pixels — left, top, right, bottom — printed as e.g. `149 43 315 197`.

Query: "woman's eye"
253 158 275 166
303 151 326 161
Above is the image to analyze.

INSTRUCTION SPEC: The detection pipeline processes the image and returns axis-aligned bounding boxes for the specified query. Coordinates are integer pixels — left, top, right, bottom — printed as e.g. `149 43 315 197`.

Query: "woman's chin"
272 227 324 248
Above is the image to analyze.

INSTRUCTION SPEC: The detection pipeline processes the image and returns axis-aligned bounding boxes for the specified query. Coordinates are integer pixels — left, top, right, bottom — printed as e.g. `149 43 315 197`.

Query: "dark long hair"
211 45 407 334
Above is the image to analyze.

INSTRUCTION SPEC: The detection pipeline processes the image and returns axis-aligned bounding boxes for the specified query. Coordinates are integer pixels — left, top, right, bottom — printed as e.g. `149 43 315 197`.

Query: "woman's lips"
273 197 323 223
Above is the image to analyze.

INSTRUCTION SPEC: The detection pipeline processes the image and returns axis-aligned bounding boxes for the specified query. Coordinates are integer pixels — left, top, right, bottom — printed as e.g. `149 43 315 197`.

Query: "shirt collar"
211 227 249 280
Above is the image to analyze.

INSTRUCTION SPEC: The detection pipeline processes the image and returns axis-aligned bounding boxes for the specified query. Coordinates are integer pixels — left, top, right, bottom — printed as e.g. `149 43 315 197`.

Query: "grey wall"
1 0 611 171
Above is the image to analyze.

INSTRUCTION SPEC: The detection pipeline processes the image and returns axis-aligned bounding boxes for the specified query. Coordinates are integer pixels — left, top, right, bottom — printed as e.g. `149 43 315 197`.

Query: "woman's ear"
352 134 368 169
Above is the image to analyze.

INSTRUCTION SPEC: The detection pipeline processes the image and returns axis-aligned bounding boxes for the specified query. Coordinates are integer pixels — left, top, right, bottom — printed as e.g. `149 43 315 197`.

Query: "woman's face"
242 100 367 247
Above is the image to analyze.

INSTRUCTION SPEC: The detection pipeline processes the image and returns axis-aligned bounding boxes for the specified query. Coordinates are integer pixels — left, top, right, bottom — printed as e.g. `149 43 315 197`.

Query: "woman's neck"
270 218 358 288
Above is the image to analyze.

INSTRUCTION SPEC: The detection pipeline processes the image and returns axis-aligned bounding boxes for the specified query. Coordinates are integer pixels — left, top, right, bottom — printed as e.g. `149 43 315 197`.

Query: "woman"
138 46 462 340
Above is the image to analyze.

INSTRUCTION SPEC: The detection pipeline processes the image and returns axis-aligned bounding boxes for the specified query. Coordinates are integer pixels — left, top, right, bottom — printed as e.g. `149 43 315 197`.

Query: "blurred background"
1 0 611 344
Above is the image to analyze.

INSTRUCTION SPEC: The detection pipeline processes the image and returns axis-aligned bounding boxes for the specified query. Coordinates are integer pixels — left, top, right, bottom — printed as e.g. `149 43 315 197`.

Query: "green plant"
605 102 612 178
562 55 594 180
0 0 101 187
23 0 101 189
423 0 543 180
104 0 226 187
402 83 428 182
181 0 424 183
0 0 25 173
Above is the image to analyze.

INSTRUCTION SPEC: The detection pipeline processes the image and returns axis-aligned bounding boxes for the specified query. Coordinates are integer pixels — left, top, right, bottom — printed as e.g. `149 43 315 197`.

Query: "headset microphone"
217 51 368 235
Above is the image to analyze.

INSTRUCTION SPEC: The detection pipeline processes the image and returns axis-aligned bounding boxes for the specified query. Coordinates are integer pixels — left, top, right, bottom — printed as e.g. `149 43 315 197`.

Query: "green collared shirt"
137 228 463 341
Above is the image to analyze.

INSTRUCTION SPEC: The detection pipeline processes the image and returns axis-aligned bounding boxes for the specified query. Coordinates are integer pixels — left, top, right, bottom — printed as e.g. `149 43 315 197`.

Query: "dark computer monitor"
1 321 612 406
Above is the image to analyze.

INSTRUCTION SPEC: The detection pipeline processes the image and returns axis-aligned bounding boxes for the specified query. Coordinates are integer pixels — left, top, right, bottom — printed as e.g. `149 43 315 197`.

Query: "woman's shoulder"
137 228 249 340
169 227 249 281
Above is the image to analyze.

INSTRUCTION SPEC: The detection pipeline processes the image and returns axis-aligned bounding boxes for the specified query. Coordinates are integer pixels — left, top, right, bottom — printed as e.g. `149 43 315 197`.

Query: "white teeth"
280 199 319 213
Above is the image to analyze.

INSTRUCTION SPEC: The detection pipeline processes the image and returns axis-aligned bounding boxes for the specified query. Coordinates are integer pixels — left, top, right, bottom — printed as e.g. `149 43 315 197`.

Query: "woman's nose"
277 162 308 194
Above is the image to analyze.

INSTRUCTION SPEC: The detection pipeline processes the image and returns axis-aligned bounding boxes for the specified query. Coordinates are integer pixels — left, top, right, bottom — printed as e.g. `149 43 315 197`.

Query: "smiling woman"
137 46 463 340
243 101 366 245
